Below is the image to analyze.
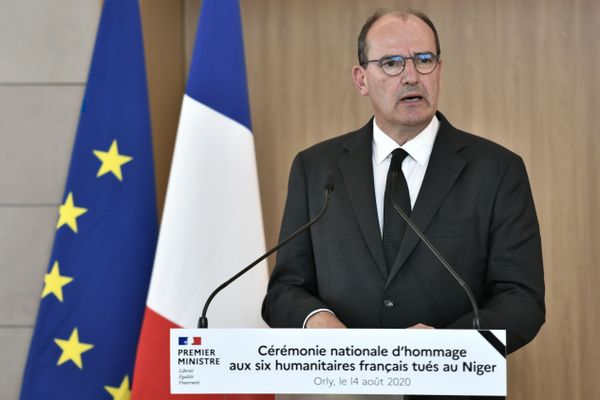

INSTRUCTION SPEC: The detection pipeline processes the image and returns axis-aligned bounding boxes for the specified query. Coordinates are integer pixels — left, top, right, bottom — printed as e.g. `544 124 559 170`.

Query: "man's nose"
401 59 419 85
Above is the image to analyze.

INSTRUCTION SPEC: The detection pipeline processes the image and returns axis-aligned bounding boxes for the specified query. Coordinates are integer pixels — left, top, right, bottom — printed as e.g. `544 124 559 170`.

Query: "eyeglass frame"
362 52 440 76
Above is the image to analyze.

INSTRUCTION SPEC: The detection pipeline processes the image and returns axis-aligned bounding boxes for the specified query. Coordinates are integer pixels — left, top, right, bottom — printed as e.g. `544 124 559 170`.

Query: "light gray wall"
0 1 100 398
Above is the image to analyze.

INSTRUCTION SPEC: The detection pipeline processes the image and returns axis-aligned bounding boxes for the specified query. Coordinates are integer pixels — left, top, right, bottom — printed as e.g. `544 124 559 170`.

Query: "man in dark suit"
262 9 545 397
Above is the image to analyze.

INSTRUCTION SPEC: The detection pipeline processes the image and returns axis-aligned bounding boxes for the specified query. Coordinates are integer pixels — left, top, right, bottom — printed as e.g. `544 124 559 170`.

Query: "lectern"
170 328 506 396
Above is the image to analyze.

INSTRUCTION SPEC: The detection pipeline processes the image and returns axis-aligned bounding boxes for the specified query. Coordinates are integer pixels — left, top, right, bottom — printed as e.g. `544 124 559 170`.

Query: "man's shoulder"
458 130 518 157
438 115 522 164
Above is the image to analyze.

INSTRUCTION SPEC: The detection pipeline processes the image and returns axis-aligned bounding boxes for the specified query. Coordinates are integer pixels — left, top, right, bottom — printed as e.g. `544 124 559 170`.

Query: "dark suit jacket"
262 112 545 356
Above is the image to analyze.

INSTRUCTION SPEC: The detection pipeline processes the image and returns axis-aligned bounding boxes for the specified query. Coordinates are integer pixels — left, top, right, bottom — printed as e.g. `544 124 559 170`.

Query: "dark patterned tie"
383 148 411 271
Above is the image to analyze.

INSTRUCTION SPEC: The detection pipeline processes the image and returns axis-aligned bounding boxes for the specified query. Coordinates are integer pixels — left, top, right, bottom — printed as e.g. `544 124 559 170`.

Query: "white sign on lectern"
170 328 506 396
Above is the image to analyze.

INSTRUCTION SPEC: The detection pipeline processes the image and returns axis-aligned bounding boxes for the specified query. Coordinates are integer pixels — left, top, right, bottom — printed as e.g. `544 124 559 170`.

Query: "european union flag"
20 0 157 398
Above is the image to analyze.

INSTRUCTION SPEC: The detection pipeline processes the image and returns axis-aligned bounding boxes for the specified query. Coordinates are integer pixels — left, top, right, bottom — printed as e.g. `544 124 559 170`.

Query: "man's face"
353 14 442 137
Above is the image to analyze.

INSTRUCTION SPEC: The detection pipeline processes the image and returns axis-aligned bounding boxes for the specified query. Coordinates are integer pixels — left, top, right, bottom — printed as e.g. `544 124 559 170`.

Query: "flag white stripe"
147 95 268 328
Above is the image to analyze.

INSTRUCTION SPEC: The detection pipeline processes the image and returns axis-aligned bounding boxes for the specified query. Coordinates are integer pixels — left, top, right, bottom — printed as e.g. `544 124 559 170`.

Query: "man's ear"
352 65 369 96
438 58 443 93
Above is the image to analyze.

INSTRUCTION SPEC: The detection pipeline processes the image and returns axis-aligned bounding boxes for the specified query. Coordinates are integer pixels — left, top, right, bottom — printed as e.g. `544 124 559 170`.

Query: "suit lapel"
338 122 388 279
386 115 467 286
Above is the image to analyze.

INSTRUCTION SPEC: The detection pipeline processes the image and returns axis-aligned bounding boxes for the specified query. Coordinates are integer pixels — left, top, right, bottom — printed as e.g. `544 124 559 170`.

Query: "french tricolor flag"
178 337 201 346
132 1 271 398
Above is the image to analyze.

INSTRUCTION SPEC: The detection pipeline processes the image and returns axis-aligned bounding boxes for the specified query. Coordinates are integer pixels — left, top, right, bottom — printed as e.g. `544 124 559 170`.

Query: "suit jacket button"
383 299 394 308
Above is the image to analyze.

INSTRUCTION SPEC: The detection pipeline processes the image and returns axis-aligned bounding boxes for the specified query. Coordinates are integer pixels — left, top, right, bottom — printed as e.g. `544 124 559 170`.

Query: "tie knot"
389 148 409 171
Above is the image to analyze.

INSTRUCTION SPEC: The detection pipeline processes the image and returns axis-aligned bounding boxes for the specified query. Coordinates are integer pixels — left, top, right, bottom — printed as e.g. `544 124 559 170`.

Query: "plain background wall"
1 0 598 398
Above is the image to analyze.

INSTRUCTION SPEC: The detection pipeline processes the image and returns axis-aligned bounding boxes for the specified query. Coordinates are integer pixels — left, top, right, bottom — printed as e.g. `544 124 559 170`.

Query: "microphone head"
323 174 335 192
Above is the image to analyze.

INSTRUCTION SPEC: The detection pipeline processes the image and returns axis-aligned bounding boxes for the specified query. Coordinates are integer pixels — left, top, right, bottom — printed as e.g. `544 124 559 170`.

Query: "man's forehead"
367 14 436 51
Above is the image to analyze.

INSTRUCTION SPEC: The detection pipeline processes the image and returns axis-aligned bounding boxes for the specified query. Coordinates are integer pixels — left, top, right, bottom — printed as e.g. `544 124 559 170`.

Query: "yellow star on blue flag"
56 192 87 233
93 139 133 181
105 375 131 400
54 328 94 369
41 261 73 302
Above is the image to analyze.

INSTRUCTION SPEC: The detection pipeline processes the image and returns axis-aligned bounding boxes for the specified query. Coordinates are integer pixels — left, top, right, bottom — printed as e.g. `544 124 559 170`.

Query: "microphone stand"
392 200 481 330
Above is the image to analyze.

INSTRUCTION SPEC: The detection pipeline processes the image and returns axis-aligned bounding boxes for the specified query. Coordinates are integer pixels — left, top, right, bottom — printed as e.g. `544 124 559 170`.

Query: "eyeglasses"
364 52 440 76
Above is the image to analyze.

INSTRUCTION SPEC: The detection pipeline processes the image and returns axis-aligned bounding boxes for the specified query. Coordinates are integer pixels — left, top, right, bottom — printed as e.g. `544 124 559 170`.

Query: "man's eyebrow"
379 51 435 58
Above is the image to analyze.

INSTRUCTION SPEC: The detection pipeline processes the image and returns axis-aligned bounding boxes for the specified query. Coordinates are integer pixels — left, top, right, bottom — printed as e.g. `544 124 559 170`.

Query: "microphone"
198 174 336 328
391 195 481 330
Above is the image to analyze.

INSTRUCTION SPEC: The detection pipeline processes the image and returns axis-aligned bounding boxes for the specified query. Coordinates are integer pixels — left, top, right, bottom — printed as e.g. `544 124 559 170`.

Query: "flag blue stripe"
186 0 252 131
20 0 157 397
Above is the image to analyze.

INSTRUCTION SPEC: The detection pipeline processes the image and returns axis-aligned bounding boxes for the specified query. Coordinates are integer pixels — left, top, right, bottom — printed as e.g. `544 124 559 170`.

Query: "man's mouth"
400 94 424 102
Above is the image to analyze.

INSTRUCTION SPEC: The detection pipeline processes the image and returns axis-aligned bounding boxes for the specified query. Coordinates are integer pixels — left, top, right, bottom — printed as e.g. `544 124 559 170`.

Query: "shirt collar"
372 115 440 166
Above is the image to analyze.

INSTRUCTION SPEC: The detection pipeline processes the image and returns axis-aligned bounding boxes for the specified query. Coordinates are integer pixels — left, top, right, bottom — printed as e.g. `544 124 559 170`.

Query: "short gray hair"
357 9 441 66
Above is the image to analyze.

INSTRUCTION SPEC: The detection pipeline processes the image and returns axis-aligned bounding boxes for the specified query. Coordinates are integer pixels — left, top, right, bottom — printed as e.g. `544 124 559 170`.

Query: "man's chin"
395 104 435 124
397 114 434 129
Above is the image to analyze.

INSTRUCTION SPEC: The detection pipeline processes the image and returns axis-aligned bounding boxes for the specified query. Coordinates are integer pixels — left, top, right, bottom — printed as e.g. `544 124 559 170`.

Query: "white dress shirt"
372 115 439 234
